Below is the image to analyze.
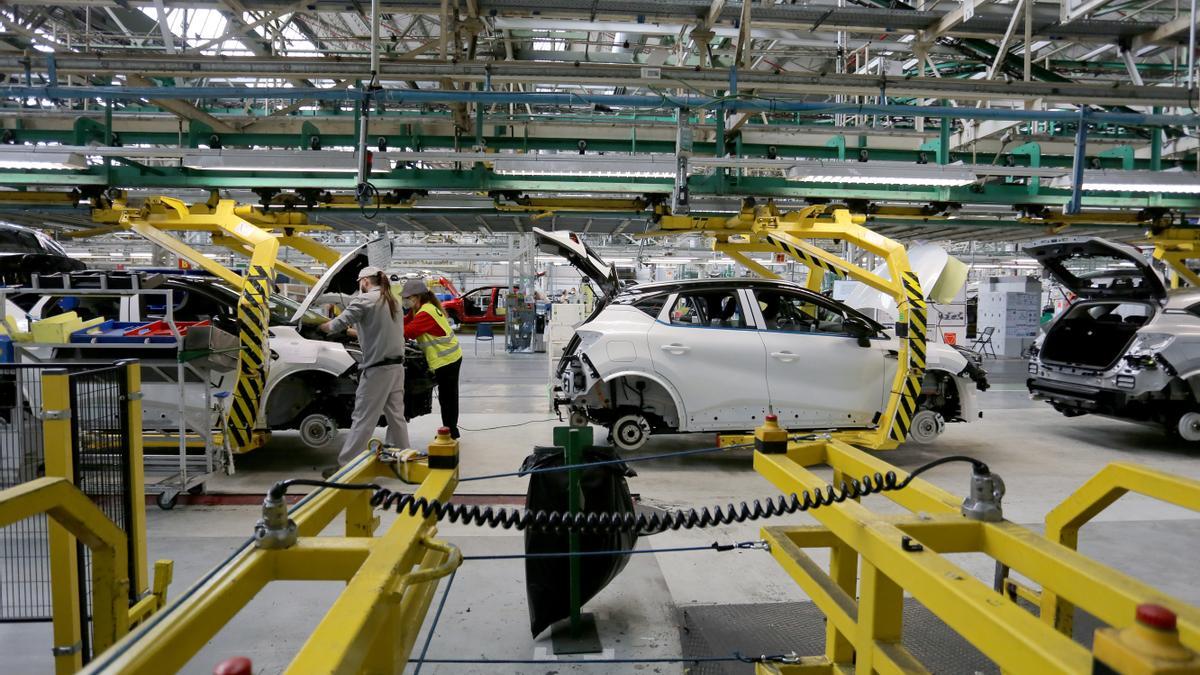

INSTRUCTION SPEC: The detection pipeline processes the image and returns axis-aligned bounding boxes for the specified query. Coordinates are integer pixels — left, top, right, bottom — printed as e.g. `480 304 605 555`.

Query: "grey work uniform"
329 288 410 464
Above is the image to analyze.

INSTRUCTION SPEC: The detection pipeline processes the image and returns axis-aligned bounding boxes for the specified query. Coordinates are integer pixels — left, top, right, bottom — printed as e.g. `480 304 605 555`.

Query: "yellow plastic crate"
30 313 105 343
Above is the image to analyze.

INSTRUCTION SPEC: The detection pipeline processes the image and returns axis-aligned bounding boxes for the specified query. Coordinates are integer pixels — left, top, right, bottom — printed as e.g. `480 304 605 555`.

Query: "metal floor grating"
680 599 999 674
679 599 1108 674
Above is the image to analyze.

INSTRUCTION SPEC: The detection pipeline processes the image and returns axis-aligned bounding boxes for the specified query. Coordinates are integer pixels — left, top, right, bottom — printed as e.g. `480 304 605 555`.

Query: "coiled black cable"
264 456 991 535
366 455 990 534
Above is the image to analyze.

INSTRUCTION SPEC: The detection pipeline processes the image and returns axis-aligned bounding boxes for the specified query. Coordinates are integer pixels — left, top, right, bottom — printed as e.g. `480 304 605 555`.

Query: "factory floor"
7 341 1200 674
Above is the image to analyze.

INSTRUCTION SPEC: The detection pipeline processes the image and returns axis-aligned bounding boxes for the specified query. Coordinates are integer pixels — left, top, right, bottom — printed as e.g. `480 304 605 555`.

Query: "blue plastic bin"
70 321 155 344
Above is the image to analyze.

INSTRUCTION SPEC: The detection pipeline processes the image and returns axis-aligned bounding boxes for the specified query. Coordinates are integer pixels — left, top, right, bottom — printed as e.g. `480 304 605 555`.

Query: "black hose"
268 457 991 535
370 462 948 535
268 478 381 501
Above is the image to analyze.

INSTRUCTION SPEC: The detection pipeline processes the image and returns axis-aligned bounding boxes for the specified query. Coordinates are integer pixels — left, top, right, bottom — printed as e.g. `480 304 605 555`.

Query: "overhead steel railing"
2 80 1199 112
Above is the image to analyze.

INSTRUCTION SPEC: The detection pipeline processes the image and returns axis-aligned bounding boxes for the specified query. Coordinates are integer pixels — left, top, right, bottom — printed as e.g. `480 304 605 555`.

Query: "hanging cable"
367 456 990 534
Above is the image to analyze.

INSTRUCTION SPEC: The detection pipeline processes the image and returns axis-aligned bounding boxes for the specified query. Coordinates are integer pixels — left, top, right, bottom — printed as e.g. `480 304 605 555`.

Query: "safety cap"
357 265 383 280
401 278 428 297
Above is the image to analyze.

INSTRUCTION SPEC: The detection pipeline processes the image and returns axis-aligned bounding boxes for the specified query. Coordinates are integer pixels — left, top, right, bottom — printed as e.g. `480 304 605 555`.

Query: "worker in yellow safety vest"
401 278 464 439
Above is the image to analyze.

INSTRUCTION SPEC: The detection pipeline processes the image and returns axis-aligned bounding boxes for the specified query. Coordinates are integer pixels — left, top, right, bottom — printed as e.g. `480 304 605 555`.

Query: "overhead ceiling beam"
125 74 238 134
1135 12 1199 45
9 56 1195 106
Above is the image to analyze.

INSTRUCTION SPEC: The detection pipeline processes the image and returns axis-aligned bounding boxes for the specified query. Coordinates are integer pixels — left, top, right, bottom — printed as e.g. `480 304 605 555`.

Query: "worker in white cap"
320 265 409 470
400 278 463 439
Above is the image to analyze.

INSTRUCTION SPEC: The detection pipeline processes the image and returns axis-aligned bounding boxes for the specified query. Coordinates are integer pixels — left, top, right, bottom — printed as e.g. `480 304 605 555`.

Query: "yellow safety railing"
752 421 1200 674
28 365 171 673
1040 462 1200 642
80 431 461 675
0 477 130 673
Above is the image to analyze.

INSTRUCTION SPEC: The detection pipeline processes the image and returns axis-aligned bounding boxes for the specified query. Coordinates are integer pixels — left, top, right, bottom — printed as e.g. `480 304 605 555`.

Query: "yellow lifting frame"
659 202 926 450
78 193 343 287
1149 228 1200 288
80 435 461 675
1041 462 1200 642
752 431 1200 674
107 197 281 453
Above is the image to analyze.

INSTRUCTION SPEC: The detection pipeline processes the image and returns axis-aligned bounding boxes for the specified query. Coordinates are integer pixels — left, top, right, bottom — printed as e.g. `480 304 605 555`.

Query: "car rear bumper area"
1027 377 1126 413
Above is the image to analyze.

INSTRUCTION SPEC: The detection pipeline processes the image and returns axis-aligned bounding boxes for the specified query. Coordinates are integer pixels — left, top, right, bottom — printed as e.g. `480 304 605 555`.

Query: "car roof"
614 277 809 298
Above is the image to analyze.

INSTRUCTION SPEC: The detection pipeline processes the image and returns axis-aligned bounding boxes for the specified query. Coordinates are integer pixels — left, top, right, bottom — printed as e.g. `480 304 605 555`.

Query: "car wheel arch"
595 370 686 429
262 367 353 428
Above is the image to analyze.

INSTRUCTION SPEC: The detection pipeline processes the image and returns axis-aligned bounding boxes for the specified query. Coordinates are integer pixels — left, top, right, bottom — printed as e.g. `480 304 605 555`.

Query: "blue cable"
462 540 767 561
412 567 457 675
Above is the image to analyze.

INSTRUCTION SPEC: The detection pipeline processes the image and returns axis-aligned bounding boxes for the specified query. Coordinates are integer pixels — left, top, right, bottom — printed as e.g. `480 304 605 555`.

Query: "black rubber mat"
679 599 997 674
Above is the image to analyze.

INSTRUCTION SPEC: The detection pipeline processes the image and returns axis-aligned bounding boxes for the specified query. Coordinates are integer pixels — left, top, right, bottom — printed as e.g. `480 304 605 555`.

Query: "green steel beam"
6 129 1193 170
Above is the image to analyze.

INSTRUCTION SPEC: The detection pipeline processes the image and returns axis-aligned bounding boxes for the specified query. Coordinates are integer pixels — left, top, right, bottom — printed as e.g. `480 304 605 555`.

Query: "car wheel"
609 413 651 452
1174 411 1200 442
298 413 338 448
908 410 945 445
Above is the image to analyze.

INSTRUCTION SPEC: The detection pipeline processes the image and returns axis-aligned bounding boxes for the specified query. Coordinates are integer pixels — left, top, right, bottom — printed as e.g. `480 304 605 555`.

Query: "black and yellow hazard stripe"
764 234 846 277
228 264 273 452
889 270 928 443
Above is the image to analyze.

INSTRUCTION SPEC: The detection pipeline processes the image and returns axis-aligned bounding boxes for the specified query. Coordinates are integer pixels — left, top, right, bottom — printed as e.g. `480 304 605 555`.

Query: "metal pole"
1066 110 1089 215
355 0 380 198
1188 0 1197 92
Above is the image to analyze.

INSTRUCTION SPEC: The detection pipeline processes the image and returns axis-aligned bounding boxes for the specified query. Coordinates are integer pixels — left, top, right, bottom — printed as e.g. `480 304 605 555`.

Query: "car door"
646 287 768 431
750 286 889 428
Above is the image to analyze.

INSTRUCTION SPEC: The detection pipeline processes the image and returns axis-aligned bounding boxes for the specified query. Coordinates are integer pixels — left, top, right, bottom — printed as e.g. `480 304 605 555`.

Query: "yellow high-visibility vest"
415 303 462 370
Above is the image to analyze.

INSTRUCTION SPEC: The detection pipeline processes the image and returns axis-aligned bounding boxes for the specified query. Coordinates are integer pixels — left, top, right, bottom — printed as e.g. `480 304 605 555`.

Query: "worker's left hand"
319 321 333 334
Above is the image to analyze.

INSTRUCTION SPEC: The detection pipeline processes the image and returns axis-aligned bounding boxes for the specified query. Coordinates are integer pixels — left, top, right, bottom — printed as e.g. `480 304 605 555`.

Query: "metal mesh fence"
69 364 135 663
0 365 51 622
0 361 138 666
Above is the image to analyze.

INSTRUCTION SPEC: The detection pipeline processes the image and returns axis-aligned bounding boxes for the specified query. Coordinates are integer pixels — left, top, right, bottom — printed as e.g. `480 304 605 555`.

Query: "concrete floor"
6 339 1200 673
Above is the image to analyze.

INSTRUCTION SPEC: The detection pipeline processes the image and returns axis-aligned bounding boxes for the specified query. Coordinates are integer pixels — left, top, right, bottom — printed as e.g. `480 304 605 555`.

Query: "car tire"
1173 411 1200 442
908 410 945 445
609 413 651 452
298 413 338 448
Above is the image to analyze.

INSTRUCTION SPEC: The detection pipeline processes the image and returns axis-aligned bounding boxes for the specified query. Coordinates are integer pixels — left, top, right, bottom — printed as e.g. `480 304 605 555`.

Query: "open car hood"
290 242 371 323
841 243 969 318
532 227 618 297
1024 236 1165 301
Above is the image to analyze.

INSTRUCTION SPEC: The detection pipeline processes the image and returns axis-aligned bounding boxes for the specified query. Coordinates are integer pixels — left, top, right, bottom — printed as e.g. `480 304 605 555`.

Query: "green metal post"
938 107 951 165
1151 106 1163 171
552 425 590 633
104 99 113 184
550 423 600 654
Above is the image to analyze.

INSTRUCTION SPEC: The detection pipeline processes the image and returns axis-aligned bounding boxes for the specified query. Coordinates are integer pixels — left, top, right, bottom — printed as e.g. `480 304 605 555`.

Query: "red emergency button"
1136 603 1177 631
213 656 252 675
765 414 778 423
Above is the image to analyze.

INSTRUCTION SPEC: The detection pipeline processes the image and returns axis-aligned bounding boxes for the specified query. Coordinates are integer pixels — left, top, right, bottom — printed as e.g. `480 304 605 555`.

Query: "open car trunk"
1040 300 1154 369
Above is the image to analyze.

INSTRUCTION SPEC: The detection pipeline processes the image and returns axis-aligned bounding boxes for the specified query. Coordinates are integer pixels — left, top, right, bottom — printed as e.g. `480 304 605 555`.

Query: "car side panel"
645 294 769 431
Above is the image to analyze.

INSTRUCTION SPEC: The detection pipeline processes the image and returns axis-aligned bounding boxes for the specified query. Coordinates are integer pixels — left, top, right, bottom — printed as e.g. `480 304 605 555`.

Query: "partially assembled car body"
534 228 989 450
1026 236 1200 440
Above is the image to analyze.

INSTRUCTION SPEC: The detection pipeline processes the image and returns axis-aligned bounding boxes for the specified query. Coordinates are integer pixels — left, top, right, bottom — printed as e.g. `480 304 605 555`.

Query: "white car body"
533 229 989 449
18 244 372 447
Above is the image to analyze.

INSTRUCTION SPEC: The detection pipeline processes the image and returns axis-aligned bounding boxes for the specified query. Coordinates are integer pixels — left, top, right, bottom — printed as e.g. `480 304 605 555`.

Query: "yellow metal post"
122 361 149 600
42 369 83 674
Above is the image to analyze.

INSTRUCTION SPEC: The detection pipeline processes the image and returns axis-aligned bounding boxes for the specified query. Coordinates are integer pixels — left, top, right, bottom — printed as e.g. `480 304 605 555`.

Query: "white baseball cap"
357 265 383 280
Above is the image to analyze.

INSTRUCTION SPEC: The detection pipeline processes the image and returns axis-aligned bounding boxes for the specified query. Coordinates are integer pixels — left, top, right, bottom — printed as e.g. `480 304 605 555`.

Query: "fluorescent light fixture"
492 156 675 179
645 256 697 264
183 150 384 173
787 161 976 187
1048 169 1200 194
0 149 87 170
